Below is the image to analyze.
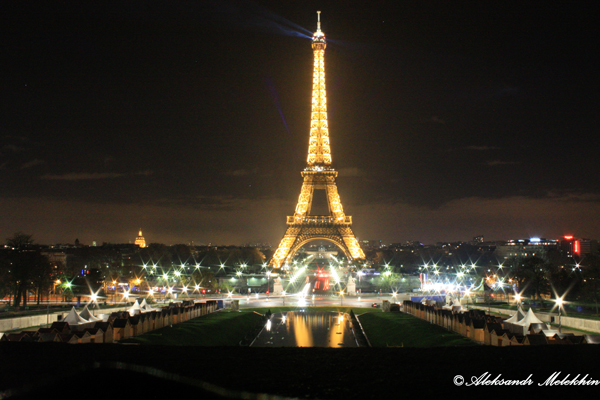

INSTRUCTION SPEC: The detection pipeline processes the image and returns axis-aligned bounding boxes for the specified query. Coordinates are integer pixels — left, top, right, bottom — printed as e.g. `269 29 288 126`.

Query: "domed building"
134 229 146 248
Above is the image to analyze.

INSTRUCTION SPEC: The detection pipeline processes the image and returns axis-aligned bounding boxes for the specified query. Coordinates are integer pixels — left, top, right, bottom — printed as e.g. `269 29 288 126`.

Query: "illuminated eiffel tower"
270 12 365 269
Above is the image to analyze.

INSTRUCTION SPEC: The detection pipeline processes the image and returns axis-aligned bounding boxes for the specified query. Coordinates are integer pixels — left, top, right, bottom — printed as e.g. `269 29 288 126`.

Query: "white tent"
470 280 485 292
62 307 90 325
502 306 525 333
451 299 465 313
504 306 525 324
128 299 143 316
541 329 560 337
140 299 156 312
515 308 545 326
512 308 547 335
79 304 102 322
442 297 455 310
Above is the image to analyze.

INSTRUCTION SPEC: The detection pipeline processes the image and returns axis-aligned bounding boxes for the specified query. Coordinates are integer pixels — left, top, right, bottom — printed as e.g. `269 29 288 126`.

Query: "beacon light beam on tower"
270 12 366 269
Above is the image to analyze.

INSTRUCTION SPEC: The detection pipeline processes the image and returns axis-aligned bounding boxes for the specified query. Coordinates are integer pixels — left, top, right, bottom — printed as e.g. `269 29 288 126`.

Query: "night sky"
2 1 599 246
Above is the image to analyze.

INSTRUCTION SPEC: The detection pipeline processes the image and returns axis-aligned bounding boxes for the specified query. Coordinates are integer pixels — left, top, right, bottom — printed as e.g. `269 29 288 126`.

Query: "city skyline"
2 2 599 246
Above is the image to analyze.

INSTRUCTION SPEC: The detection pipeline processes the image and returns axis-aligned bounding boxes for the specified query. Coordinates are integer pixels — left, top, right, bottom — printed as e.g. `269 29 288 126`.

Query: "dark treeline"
0 232 52 308
0 234 274 307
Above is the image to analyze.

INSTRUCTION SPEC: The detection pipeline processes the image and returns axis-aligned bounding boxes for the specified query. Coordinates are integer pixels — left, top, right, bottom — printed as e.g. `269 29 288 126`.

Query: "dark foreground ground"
2 343 600 398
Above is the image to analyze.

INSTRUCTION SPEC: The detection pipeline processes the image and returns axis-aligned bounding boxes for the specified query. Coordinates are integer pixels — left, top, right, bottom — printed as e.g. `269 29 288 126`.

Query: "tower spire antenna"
317 10 321 32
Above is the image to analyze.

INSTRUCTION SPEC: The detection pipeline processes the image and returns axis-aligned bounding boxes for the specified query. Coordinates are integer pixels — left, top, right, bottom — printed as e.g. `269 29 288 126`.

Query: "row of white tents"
62 299 158 327
441 299 464 313
438 297 563 337
62 304 105 326
127 298 158 315
503 306 553 336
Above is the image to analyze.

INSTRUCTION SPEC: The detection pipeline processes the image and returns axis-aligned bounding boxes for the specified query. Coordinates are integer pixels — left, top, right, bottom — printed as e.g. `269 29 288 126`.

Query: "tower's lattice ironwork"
270 12 365 269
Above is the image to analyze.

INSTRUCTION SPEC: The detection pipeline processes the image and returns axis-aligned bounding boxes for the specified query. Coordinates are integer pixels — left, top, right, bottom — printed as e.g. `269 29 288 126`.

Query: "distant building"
305 245 338 259
388 241 423 252
41 251 67 270
560 235 580 257
134 229 146 248
494 238 558 260
560 235 598 257
361 240 382 250
472 235 484 245
580 238 599 255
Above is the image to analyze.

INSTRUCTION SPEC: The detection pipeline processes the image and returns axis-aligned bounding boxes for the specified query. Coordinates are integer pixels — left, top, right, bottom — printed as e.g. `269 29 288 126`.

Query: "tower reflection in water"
254 311 357 348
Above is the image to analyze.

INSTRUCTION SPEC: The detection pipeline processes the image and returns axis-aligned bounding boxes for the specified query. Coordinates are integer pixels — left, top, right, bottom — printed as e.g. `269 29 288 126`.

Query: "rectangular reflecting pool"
251 311 359 347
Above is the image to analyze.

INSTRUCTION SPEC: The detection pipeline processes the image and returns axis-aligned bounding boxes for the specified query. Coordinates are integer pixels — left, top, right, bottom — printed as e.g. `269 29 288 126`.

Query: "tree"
377 272 405 293
172 244 192 264
199 270 220 293
580 254 600 314
6 232 34 249
511 256 551 307
2 233 52 308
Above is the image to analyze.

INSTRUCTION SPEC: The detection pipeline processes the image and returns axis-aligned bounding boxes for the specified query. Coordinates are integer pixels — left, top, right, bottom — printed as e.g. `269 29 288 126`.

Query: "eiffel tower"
270 12 365 269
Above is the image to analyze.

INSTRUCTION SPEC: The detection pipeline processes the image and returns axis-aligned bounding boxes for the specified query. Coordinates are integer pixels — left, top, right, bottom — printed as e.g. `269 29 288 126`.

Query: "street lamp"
556 297 564 333
266 270 271 300
464 288 472 308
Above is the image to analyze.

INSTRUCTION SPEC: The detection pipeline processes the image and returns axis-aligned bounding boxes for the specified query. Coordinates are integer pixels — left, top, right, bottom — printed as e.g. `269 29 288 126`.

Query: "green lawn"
357 312 478 347
120 307 476 348
121 310 264 346
120 307 376 346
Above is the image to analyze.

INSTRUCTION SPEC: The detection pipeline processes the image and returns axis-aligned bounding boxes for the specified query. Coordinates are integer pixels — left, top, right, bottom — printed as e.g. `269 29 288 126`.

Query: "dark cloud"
3 144 26 153
465 146 501 151
225 168 259 177
3 191 598 246
0 196 294 246
337 167 365 177
20 159 46 169
353 193 600 243
40 172 126 181
486 160 520 167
